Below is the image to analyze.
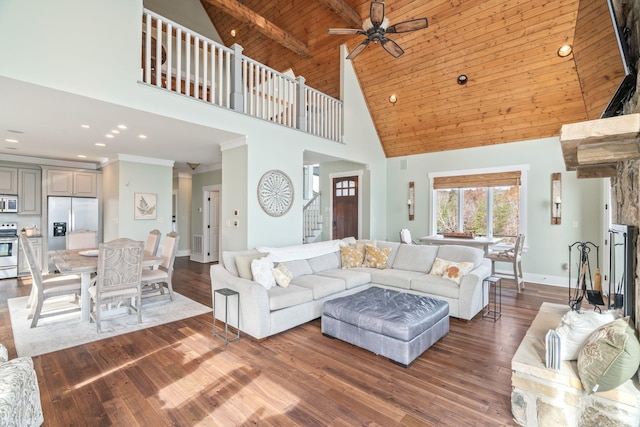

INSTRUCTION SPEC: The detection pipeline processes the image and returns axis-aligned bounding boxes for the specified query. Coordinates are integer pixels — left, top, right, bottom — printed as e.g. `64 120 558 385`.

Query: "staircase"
303 192 323 244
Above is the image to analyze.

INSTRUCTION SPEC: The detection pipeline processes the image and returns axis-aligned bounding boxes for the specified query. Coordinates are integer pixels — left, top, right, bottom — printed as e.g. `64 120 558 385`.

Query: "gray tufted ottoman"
321 286 449 367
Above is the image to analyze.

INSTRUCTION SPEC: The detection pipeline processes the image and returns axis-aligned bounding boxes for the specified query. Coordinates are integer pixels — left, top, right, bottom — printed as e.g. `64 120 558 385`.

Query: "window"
431 166 527 243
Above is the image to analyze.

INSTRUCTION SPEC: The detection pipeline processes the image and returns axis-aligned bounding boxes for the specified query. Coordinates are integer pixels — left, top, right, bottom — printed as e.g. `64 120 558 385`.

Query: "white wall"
386 137 606 284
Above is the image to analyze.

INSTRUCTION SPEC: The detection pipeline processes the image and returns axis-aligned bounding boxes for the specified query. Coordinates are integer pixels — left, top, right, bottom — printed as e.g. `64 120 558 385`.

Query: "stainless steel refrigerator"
47 197 100 251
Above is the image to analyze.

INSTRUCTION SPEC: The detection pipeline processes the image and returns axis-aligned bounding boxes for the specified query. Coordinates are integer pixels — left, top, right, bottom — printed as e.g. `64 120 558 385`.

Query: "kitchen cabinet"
18 168 41 215
0 167 18 194
18 236 42 276
47 170 98 197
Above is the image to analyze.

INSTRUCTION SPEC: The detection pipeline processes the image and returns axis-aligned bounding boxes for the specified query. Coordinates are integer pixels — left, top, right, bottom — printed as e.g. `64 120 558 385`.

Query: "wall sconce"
551 172 562 224
408 181 415 221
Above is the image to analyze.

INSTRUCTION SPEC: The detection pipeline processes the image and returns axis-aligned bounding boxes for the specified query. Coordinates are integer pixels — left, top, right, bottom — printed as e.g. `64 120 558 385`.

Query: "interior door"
208 191 220 262
332 176 358 239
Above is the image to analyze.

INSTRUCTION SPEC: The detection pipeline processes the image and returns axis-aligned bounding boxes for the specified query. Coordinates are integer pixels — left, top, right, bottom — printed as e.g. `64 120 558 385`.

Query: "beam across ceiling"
203 0 312 57
315 0 362 28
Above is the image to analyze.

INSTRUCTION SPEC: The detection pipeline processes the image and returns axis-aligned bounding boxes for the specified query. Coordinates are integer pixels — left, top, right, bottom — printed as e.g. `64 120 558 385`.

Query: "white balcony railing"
141 9 343 143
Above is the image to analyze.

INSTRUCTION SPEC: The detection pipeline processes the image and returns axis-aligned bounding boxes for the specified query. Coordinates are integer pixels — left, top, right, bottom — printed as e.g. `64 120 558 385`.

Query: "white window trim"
428 164 529 244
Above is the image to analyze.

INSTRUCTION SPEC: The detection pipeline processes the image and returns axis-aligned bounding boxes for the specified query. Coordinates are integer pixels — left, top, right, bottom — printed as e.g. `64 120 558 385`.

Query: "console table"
417 235 501 255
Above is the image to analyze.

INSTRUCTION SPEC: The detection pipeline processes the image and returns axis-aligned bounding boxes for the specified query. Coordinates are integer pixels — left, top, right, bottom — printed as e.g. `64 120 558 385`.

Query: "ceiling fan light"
363 18 373 31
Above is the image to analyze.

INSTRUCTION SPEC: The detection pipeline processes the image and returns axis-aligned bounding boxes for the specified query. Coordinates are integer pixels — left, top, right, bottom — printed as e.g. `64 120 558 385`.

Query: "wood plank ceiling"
201 0 624 158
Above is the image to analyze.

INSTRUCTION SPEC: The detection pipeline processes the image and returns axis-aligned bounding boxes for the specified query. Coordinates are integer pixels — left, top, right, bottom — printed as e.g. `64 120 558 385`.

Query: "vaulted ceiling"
200 0 625 158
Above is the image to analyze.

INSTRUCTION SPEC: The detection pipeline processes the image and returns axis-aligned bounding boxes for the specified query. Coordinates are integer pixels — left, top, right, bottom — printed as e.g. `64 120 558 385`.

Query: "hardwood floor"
0 258 570 426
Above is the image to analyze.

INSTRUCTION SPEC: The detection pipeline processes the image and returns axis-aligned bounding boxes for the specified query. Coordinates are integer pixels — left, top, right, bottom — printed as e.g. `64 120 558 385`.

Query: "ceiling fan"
328 1 428 60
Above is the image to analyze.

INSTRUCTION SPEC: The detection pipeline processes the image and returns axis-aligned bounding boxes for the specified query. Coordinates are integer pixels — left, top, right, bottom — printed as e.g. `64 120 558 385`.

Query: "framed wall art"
134 192 157 220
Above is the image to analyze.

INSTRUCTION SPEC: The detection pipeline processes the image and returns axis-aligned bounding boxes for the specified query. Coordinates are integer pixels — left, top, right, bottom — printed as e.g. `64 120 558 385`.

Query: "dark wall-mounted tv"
572 0 637 119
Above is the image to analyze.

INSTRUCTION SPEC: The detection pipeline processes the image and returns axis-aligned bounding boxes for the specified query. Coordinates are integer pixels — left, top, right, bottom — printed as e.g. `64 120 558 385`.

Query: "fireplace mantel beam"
560 114 640 173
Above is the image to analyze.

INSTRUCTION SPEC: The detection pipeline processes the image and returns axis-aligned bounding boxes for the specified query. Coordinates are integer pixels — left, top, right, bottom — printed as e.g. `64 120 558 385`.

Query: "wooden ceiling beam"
315 0 362 29
203 0 312 57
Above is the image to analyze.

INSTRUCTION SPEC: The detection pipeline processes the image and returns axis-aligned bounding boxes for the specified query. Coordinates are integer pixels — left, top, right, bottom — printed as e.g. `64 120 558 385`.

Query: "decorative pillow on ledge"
555 309 618 360
251 255 275 289
362 244 391 269
442 261 474 285
272 263 293 288
340 244 364 269
577 317 640 394
429 258 451 276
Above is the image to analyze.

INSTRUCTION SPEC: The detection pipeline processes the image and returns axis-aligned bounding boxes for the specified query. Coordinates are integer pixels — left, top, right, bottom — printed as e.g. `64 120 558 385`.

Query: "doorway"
202 185 221 263
332 175 359 239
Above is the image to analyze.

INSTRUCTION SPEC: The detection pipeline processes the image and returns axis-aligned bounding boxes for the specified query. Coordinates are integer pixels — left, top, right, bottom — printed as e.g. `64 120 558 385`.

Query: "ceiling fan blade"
370 1 385 26
381 38 404 58
346 40 370 60
328 28 364 35
386 18 429 34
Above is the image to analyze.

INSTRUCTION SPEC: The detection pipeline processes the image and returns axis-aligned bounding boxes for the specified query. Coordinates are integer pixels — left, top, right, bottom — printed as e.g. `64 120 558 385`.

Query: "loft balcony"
142 9 343 144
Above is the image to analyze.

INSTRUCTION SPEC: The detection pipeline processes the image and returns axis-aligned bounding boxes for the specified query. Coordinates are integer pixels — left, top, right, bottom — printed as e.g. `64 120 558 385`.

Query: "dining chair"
88 238 145 332
141 232 179 301
20 234 82 328
144 229 161 257
66 229 98 250
399 228 417 244
487 234 526 292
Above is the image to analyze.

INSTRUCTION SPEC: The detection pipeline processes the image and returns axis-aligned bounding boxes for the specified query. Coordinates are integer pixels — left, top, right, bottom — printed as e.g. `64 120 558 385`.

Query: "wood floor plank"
0 257 573 426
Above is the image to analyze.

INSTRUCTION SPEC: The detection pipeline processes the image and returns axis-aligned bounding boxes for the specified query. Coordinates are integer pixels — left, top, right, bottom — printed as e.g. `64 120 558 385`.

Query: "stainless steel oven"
0 223 18 279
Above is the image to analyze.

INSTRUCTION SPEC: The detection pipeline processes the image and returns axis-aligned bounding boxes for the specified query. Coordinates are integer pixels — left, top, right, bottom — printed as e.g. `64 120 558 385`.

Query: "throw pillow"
251 256 275 289
272 263 293 288
577 317 640 394
429 258 451 276
362 244 392 269
555 309 618 360
442 261 475 284
341 244 364 269
236 252 269 280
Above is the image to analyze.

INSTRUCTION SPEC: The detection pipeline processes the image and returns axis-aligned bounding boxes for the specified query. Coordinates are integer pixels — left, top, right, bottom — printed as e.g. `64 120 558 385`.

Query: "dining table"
49 248 163 322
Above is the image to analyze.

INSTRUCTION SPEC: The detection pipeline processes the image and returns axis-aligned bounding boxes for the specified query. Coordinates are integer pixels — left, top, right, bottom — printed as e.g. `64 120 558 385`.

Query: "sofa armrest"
457 259 492 320
210 264 271 339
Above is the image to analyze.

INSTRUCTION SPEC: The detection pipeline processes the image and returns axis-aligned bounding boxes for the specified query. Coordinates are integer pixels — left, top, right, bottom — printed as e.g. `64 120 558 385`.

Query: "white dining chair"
20 234 82 328
144 229 161 257
88 238 145 332
487 234 526 292
141 232 179 301
66 229 98 250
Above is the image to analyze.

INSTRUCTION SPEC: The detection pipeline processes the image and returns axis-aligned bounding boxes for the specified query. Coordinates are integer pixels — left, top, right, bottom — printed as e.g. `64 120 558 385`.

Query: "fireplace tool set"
568 241 604 311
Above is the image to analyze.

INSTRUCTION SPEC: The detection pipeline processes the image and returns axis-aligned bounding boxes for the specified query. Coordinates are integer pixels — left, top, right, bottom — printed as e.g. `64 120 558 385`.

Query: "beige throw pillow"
442 261 474 284
429 258 451 276
272 263 293 288
362 244 391 269
341 244 364 269
235 252 269 280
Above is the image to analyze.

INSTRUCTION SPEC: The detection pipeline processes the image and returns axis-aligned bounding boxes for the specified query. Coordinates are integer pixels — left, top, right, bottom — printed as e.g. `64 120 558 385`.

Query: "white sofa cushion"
291 275 346 299
411 274 461 299
376 241 401 267
436 245 484 268
222 249 260 277
392 244 439 273
281 259 313 277
317 269 372 289
268 285 313 311
365 268 425 290
308 252 341 272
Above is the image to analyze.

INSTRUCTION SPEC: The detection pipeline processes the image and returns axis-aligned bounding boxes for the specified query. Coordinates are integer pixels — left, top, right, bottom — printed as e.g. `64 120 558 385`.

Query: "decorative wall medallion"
257 170 294 216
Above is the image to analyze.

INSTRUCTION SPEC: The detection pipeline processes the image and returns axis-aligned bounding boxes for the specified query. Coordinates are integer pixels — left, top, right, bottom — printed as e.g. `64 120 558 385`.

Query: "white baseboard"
493 268 567 288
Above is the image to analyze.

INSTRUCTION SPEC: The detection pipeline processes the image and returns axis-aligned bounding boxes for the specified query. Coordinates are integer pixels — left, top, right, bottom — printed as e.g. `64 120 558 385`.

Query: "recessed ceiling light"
105 134 114 138
77 155 87 158
111 129 120 134
4 138 18 143
230 29 237 37
81 124 90 129
117 124 127 129
558 44 573 57
94 142 106 147
389 95 397 104
138 134 147 139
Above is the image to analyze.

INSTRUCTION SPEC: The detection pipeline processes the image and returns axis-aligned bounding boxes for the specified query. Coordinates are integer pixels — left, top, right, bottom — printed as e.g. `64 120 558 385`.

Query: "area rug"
8 293 211 358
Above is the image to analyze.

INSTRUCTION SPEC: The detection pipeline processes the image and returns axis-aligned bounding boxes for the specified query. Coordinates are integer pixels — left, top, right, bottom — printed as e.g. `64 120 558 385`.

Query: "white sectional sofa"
210 238 491 340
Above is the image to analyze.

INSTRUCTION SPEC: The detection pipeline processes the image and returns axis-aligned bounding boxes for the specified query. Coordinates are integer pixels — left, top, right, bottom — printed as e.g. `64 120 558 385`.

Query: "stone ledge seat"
511 302 640 427
321 286 449 367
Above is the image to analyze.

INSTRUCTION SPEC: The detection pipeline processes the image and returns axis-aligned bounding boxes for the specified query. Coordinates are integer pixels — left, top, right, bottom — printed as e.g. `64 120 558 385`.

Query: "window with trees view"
431 167 526 244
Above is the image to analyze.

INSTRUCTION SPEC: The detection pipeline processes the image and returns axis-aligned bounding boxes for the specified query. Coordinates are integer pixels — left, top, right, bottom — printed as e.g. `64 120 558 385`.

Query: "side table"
482 276 502 321
213 288 240 343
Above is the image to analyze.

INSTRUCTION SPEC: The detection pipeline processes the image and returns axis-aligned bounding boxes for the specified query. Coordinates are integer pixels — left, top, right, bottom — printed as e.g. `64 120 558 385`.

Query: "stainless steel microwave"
0 196 18 213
